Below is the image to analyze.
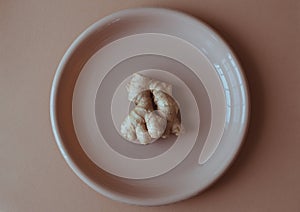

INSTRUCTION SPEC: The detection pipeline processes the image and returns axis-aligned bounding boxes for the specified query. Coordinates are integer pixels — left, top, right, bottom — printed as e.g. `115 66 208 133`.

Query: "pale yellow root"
145 111 167 139
120 74 182 144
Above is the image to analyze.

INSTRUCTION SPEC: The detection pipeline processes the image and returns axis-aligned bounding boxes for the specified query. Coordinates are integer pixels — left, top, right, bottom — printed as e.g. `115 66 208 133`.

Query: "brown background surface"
1 0 300 211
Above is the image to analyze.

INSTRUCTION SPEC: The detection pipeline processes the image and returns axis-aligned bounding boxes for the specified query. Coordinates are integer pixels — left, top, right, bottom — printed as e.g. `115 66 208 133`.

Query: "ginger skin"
152 89 181 138
120 90 153 144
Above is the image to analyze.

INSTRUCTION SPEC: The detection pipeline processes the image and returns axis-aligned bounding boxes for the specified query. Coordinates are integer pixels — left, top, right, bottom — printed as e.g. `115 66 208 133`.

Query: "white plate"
50 8 249 206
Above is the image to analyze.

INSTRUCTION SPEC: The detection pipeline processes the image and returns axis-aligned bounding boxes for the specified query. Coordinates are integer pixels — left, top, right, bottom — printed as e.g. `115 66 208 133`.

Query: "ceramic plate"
50 8 249 206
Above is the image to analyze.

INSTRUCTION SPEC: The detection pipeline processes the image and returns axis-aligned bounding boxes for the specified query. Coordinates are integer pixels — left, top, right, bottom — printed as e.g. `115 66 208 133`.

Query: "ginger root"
152 89 181 138
120 73 182 144
120 90 153 144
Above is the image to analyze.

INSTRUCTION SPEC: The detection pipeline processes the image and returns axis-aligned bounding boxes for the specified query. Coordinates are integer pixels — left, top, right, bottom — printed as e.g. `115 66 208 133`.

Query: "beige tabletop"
1 0 300 211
